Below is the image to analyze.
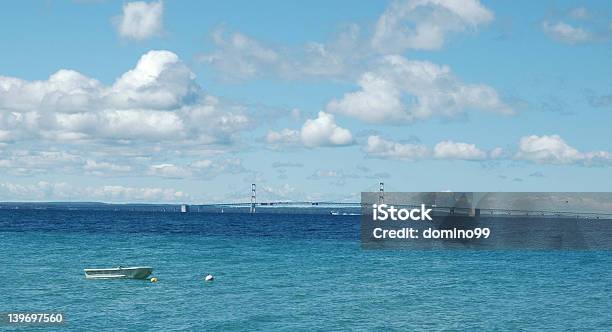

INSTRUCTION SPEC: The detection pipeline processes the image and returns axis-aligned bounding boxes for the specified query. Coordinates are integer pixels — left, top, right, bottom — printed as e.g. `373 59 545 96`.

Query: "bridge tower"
250 183 256 213
379 182 384 204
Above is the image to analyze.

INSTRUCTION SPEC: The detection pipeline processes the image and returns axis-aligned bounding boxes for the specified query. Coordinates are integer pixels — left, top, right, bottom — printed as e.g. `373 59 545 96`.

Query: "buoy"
204 274 214 282
150 277 158 283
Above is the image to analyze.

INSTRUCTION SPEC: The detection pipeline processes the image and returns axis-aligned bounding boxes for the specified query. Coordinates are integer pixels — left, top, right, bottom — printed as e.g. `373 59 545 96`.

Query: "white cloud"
0 50 250 145
327 55 512 124
88 185 187 202
200 29 280 80
266 129 301 147
363 134 611 165
0 145 249 179
300 112 353 147
371 0 494 52
147 158 247 179
84 159 132 174
148 163 189 178
516 135 612 166
364 135 428 160
542 21 592 44
433 140 486 160
0 150 83 175
260 183 297 200
327 72 405 123
199 26 362 81
109 50 197 110
266 112 353 148
115 1 164 40
0 181 187 203
0 50 253 177
201 1 496 81
516 135 582 164
364 136 498 161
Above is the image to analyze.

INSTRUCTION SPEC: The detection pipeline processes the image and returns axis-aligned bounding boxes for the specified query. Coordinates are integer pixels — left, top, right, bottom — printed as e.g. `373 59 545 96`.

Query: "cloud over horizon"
1 0 611 202
266 111 353 148
327 55 513 124
516 135 612 166
0 50 250 145
0 181 188 203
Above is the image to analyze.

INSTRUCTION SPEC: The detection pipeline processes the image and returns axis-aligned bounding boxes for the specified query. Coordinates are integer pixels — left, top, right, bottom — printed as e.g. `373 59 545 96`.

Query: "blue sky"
0 0 611 203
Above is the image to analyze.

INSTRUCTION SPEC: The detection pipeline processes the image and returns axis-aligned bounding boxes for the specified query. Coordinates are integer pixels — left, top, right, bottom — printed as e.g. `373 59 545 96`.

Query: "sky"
0 0 611 203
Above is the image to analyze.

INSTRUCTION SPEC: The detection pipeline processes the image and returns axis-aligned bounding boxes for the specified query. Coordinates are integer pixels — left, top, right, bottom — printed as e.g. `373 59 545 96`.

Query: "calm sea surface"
0 210 611 331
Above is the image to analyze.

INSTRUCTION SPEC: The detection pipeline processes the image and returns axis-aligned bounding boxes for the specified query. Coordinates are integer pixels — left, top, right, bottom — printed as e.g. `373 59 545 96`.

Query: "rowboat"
84 266 153 279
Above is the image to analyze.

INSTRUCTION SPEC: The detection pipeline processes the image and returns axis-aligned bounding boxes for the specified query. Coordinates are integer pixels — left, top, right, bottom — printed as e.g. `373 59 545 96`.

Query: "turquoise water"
1 210 611 331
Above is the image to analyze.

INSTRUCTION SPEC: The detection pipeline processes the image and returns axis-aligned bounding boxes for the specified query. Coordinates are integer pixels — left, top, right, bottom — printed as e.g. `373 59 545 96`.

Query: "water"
0 210 611 331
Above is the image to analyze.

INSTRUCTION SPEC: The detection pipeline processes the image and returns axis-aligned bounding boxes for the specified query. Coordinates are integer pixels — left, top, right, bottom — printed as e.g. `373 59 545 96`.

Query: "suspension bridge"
176 183 612 220
2 182 610 219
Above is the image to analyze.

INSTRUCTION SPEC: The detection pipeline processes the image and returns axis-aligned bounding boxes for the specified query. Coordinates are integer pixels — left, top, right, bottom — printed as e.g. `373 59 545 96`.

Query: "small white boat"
84 266 153 279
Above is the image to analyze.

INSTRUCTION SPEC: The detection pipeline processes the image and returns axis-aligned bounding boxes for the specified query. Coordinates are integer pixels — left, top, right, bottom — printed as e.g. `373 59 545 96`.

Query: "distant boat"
84 266 153 279
330 211 359 216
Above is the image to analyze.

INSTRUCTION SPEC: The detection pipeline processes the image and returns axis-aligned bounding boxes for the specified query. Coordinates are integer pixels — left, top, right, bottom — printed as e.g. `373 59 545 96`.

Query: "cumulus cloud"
0 181 187 203
371 0 494 52
327 55 512 124
114 1 164 40
542 21 592 44
433 141 487 160
516 135 612 166
267 112 353 148
300 112 353 147
364 135 428 160
364 135 499 161
0 50 250 145
363 134 611 166
0 55 251 181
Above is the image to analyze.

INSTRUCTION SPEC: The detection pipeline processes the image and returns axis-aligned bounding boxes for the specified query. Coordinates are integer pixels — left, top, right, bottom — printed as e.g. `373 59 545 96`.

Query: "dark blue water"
1 210 611 330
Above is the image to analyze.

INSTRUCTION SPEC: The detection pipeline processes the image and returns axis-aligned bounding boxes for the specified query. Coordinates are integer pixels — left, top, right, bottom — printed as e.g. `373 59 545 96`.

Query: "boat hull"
84 267 153 279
